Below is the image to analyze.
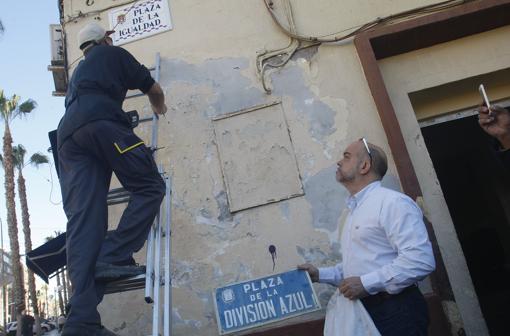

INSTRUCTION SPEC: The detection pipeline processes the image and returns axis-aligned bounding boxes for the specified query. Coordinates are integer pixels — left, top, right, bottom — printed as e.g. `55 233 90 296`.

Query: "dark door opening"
421 114 510 336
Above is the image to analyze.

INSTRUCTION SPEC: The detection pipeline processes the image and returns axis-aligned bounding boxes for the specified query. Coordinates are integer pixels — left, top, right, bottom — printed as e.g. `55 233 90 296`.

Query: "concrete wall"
59 1 482 335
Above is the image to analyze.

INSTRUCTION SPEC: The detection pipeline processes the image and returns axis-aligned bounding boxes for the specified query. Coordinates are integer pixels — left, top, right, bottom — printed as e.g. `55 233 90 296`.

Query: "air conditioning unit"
49 24 64 63
48 24 67 96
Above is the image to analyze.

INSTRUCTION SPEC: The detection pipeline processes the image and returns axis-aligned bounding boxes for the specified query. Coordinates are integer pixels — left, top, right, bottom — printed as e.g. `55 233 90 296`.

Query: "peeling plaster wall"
60 1 445 335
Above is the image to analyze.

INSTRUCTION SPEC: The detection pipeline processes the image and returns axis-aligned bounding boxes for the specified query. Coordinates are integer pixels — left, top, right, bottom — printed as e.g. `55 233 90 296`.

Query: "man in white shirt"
299 139 435 336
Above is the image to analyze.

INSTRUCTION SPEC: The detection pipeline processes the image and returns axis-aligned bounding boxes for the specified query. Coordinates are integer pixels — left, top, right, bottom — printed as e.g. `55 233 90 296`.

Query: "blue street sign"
213 269 321 335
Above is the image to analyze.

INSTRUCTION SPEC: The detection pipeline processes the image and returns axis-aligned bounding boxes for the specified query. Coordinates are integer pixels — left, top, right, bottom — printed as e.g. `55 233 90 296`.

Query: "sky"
0 2 67 252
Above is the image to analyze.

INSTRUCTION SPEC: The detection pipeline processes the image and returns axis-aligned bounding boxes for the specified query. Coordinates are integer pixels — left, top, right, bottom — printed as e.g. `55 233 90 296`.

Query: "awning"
26 233 66 283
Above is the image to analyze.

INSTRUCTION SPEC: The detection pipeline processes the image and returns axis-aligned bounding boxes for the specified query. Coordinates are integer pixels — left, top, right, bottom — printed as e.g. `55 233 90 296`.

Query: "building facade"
50 0 510 335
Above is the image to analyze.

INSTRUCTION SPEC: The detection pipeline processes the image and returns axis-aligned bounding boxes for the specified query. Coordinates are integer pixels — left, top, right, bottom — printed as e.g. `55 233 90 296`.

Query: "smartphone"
479 84 491 112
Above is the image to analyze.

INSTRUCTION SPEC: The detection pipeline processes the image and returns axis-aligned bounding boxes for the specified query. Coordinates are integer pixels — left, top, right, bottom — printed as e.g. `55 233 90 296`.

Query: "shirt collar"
346 181 381 210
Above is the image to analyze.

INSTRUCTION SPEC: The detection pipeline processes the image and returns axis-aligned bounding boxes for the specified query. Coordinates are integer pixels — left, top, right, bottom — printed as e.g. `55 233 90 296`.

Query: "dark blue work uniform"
57 44 165 327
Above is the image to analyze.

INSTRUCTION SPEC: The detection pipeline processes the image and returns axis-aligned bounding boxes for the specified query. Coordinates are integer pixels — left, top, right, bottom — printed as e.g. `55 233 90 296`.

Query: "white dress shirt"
319 181 435 295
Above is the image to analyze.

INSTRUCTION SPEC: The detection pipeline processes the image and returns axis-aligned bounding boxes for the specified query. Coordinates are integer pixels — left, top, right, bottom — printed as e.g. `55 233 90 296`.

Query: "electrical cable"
263 0 466 43
63 0 139 25
257 0 301 93
258 0 467 93
45 161 62 206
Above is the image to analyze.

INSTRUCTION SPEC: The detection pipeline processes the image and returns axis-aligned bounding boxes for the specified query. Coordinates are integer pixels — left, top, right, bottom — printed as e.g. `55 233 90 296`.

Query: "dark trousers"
58 120 165 326
361 286 429 336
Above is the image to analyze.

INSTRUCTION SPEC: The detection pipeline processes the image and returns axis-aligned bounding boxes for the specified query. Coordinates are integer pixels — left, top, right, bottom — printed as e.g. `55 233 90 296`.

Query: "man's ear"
358 159 371 176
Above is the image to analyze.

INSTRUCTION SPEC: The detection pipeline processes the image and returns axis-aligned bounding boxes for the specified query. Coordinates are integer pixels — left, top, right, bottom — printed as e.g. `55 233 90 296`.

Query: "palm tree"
42 284 49 318
65 269 72 300
61 270 68 306
0 90 36 335
0 20 4 34
45 233 65 316
0 218 11 327
12 144 48 336
55 270 65 316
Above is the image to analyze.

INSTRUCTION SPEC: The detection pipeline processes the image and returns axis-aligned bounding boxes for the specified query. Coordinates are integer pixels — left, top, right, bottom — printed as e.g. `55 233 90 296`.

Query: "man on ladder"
56 22 167 336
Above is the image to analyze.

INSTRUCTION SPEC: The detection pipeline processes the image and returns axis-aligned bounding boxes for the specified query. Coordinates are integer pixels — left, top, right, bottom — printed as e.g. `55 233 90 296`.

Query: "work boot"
61 324 119 336
95 261 146 280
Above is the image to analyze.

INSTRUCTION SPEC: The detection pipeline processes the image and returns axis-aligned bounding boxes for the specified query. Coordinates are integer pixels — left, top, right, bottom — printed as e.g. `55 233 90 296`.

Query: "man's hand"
152 103 168 116
339 276 368 300
147 82 167 116
297 263 319 282
478 104 510 149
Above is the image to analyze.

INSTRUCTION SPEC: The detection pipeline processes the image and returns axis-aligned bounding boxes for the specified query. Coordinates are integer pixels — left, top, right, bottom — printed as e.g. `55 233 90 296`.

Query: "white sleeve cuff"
360 271 383 295
319 267 341 286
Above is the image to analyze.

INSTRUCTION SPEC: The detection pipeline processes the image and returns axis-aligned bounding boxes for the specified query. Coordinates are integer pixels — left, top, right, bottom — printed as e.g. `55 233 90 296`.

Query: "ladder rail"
145 52 161 305
150 53 161 156
151 53 164 336
144 219 156 303
152 211 162 336
164 175 172 336
152 167 164 336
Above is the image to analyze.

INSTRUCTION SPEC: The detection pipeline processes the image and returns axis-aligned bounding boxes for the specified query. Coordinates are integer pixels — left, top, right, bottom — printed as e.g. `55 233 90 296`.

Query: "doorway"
421 113 510 336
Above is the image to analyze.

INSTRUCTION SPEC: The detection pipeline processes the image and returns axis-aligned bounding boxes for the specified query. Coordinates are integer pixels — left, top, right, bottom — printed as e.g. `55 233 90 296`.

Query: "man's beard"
336 167 355 183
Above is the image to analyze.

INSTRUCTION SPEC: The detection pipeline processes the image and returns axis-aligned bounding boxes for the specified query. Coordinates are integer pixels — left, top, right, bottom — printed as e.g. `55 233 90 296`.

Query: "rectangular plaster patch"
213 102 303 212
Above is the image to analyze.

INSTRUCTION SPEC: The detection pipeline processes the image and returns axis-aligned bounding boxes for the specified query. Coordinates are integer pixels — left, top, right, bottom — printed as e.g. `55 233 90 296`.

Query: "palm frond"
0 91 37 123
0 20 4 34
7 94 19 112
29 153 49 168
0 91 7 121
0 90 5 121
12 144 26 169
18 99 37 114
2 94 19 121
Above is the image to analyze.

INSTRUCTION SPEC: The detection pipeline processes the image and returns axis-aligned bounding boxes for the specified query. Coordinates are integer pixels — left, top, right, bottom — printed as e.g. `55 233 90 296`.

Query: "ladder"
103 53 172 336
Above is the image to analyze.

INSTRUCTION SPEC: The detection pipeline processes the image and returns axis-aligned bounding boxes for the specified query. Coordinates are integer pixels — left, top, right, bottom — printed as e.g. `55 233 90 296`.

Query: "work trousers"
58 120 165 326
361 286 429 336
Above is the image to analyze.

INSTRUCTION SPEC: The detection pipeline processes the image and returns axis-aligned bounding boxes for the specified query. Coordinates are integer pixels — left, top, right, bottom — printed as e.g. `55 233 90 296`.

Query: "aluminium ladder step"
104 274 146 294
104 273 166 295
104 273 167 298
107 187 130 205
